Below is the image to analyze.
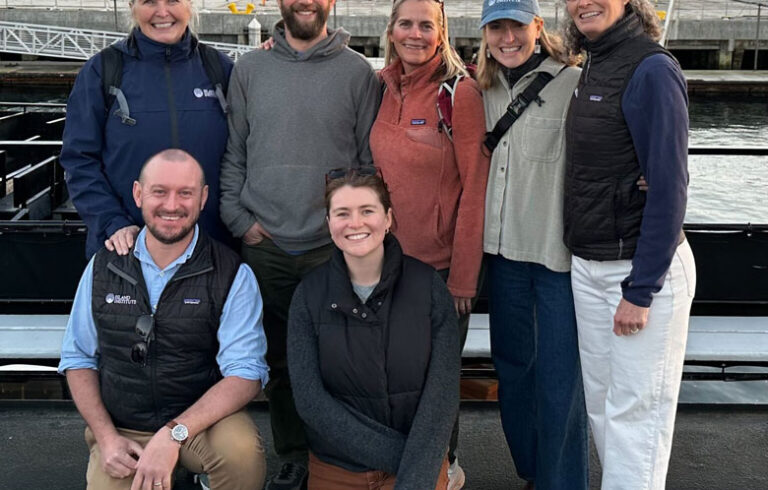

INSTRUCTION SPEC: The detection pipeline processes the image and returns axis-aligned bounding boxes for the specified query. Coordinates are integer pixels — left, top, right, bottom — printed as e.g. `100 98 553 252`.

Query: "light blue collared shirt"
58 226 269 386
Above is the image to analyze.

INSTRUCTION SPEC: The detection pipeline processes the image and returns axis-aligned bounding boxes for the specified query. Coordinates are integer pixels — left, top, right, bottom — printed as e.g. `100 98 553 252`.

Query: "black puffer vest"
301 235 433 451
91 232 241 432
564 9 672 260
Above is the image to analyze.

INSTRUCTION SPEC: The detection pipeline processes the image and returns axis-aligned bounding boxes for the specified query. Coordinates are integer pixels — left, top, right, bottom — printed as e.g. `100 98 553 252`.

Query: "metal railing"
0 0 762 21
0 21 254 60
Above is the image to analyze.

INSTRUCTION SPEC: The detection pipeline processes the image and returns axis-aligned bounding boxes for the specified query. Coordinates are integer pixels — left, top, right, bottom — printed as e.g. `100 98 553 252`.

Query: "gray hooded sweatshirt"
219 25 380 251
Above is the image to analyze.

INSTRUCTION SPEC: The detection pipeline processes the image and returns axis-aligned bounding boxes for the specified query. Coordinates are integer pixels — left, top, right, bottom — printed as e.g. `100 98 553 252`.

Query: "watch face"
171 424 189 442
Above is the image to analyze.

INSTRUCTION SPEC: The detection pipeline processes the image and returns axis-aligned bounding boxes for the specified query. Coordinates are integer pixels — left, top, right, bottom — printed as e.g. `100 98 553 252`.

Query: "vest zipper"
171 265 214 282
148 263 213 425
585 51 592 81
618 238 624 259
165 47 179 147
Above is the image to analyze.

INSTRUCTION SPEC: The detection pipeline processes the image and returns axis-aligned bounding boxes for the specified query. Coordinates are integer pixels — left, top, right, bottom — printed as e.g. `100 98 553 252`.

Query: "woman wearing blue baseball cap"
476 0 588 488
563 0 695 489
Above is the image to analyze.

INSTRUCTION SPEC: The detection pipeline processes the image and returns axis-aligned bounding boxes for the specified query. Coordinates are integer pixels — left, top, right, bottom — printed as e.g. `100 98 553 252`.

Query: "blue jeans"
487 255 588 490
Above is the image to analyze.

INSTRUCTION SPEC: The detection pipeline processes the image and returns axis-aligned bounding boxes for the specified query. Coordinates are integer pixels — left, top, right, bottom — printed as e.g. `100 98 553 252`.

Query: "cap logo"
488 0 523 6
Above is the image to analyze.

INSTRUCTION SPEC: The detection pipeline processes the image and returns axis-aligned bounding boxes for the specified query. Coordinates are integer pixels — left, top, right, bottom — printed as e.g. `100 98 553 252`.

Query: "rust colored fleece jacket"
371 56 489 298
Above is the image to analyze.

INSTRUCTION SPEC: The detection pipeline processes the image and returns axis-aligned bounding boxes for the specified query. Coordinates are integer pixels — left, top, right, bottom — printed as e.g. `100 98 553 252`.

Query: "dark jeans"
436 264 484 464
487 255 588 490
242 238 333 461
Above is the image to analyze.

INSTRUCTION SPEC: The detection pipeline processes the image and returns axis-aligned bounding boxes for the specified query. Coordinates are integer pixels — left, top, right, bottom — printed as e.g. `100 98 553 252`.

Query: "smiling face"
279 0 335 42
388 0 443 74
133 152 208 246
327 185 393 262
131 0 191 44
484 17 543 69
567 0 629 41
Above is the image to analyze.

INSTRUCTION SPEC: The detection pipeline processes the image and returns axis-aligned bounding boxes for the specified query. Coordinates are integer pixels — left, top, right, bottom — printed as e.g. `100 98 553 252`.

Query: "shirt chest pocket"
521 115 564 163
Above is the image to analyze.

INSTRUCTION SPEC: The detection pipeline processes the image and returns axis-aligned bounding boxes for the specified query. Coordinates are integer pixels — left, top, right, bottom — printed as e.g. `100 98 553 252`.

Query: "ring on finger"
153 482 163 487
630 328 640 334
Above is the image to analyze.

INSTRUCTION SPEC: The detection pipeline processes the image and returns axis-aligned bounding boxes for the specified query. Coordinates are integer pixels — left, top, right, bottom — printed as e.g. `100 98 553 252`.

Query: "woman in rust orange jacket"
369 0 489 485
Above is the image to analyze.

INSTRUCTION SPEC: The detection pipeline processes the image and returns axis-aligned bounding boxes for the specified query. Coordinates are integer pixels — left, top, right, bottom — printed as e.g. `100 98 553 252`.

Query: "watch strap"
166 420 188 445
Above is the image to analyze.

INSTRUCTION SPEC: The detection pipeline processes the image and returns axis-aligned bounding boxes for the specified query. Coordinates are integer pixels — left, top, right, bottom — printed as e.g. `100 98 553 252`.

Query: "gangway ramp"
0 21 253 61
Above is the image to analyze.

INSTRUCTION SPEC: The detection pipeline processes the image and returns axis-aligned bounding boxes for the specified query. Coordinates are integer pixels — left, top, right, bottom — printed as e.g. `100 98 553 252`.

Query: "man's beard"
145 212 197 245
280 1 330 41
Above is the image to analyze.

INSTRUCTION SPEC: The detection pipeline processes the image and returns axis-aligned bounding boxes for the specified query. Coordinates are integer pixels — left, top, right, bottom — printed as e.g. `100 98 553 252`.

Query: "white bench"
1 313 768 368
464 314 768 365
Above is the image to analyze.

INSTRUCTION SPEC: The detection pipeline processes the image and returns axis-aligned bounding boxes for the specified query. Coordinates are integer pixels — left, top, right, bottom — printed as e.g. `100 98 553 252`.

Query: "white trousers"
571 240 696 490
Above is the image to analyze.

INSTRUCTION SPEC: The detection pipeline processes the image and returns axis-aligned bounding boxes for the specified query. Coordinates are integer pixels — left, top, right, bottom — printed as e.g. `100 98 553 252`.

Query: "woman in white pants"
562 0 697 488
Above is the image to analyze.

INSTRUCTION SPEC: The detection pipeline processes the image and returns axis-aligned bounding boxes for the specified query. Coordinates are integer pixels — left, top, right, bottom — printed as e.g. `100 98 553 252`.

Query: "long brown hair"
383 0 468 82
476 18 579 90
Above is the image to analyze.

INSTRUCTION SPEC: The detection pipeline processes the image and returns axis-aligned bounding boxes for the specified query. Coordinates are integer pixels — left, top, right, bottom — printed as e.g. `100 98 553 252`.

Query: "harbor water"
687 96 768 224
1 89 767 405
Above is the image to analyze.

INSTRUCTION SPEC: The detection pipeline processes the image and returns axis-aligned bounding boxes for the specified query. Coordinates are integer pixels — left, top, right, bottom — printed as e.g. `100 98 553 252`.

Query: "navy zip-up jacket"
61 28 233 257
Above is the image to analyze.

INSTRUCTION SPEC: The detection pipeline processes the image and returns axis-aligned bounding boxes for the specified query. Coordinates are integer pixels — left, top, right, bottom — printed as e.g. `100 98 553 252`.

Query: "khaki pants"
85 410 265 490
308 453 449 490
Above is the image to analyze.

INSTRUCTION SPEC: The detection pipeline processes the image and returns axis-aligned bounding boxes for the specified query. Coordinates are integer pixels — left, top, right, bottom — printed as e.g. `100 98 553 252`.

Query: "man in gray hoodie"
219 0 380 488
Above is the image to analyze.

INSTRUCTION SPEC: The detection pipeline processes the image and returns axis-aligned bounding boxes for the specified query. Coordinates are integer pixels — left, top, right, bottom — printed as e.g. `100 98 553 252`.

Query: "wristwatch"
165 420 189 445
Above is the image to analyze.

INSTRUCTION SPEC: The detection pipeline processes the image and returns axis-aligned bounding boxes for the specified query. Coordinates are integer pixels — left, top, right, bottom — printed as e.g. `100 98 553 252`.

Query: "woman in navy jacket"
61 0 233 257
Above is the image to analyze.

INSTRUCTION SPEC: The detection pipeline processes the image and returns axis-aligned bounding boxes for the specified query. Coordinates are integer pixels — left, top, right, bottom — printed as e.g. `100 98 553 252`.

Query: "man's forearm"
66 369 118 442
174 376 261 438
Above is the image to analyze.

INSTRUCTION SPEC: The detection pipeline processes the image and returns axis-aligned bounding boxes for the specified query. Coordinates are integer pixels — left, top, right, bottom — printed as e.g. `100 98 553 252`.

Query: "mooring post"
756 5 762 70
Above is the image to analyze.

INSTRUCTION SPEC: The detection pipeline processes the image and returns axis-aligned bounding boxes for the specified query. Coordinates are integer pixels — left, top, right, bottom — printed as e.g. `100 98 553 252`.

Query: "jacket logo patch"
105 293 137 305
184 298 201 305
410 119 426 125
589 95 603 102
193 88 217 99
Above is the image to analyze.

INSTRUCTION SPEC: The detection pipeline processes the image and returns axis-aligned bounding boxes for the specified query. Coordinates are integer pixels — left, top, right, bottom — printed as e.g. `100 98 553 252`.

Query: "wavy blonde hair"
476 18 579 90
128 0 199 36
563 0 662 56
384 0 468 82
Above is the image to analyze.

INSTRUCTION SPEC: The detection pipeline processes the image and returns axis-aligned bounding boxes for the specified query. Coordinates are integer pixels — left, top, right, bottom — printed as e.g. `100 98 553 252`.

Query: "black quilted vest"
91 232 241 432
564 9 673 260
301 235 433 457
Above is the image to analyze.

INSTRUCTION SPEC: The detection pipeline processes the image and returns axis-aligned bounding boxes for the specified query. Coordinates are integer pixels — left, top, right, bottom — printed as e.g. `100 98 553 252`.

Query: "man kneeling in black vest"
59 149 269 490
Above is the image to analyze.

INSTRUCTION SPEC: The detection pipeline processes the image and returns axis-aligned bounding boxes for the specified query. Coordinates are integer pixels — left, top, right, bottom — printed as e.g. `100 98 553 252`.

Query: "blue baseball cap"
480 0 541 28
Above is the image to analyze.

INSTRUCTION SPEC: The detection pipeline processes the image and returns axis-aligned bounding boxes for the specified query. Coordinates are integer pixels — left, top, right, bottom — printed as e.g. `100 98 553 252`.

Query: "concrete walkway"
2 401 767 489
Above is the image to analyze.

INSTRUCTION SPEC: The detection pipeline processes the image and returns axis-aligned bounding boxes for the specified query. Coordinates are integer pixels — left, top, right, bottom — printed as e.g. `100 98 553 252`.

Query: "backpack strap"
100 45 122 111
197 42 229 114
437 75 463 142
483 70 561 153
100 45 134 124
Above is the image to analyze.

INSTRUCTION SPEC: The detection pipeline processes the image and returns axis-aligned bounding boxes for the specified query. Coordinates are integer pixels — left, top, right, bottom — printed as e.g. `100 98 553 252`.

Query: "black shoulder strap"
198 42 229 114
100 45 123 115
483 70 557 153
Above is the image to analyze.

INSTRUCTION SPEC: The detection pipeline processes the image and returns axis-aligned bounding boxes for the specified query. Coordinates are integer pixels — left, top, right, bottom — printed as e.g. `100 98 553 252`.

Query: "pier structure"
1 0 767 69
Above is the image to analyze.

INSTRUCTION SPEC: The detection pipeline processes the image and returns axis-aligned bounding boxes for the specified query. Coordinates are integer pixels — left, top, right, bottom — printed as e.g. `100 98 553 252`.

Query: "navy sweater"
620 54 689 307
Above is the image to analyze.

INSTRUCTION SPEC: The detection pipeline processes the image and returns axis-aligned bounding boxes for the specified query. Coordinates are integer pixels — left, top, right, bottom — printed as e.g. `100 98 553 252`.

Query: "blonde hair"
128 0 199 36
384 0 468 82
476 18 579 90
563 0 662 56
